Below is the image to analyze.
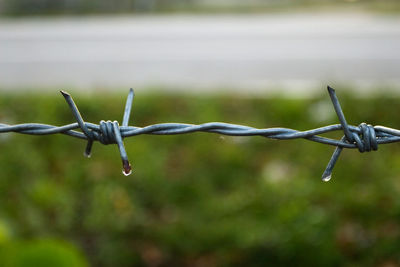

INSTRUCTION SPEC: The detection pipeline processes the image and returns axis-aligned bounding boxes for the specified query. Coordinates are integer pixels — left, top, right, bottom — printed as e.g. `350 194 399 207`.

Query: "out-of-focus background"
1 1 400 266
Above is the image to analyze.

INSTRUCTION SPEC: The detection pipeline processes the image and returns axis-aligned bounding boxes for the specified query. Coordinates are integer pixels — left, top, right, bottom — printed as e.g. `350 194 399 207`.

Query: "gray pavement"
1 13 400 95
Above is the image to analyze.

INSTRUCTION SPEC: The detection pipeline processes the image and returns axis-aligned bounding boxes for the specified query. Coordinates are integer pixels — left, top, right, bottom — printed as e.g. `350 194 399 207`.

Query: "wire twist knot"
349 123 378 153
96 120 121 145
61 89 134 176
322 87 380 181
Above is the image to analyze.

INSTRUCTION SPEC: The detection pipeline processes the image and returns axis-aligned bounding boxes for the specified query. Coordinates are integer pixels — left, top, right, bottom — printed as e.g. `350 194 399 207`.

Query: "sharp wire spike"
325 87 355 180
84 140 94 158
112 121 132 176
322 136 346 182
327 86 353 142
122 88 134 127
61 90 94 156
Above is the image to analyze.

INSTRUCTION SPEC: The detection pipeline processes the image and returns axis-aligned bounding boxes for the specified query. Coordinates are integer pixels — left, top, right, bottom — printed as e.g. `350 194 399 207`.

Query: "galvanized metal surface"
0 86 397 180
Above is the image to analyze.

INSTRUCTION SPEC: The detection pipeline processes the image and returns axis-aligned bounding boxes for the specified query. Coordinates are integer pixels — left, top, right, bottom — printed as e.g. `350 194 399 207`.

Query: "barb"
0 86 399 179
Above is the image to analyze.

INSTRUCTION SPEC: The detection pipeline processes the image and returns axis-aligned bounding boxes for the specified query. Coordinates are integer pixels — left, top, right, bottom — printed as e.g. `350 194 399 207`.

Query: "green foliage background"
0 90 400 266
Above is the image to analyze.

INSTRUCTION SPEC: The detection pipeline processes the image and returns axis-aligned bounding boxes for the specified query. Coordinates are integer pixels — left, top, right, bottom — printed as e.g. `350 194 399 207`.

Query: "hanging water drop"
122 160 132 176
83 151 91 158
322 174 331 182
122 168 132 176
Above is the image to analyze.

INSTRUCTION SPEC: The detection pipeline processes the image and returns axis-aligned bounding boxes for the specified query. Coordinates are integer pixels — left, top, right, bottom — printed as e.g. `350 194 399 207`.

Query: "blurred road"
1 13 400 94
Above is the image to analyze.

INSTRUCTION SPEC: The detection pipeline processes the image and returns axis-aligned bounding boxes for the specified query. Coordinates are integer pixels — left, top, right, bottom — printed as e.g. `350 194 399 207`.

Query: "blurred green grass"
1 91 400 266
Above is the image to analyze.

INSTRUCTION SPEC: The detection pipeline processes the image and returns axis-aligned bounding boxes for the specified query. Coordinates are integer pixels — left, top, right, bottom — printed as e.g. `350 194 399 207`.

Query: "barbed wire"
1 86 399 180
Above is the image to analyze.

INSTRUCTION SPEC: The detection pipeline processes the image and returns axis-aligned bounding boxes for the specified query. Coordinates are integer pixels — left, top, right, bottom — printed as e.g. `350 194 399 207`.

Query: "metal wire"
0 86 399 180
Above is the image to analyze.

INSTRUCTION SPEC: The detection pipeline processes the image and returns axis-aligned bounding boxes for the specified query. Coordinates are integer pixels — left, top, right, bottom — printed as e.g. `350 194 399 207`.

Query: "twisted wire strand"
0 86 398 179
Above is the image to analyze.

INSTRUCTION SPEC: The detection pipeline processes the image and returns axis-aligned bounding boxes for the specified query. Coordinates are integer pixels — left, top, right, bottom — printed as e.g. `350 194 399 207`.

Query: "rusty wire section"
1 86 399 180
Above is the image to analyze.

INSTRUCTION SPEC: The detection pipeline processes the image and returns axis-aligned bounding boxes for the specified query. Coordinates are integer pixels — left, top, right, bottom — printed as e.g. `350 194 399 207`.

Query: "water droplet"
322 174 331 182
83 151 91 158
122 160 132 176
122 169 132 176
